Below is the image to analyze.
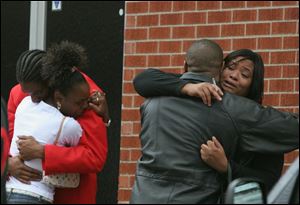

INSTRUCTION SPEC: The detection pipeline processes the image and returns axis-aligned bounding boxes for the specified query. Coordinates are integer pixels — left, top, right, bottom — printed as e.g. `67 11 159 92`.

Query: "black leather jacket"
130 72 299 204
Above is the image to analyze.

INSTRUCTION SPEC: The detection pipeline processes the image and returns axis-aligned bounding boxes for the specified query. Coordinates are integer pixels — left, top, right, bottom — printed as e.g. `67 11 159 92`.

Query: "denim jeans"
6 192 52 204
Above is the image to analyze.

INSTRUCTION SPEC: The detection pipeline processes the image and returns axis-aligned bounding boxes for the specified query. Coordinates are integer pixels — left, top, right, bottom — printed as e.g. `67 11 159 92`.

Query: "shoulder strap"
53 116 66 145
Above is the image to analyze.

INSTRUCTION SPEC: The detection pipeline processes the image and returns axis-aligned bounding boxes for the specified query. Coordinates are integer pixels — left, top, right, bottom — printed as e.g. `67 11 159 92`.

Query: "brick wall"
119 1 299 203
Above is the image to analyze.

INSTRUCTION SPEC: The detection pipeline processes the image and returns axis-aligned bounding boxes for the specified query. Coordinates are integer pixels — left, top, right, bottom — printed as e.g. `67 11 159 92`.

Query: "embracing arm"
133 68 187 97
43 109 107 174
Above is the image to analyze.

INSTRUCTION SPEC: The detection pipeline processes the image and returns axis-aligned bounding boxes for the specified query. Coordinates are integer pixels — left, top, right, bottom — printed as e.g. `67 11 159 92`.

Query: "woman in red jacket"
7 41 108 204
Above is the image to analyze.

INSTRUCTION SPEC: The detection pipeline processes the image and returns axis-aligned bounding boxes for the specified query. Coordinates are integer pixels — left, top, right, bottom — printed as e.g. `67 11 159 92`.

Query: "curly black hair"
41 41 88 95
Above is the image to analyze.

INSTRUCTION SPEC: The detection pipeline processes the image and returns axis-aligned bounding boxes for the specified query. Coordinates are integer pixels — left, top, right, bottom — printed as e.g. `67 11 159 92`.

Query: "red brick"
118 176 130 188
130 176 136 187
183 12 206 24
214 39 231 51
121 122 133 135
272 1 298 6
133 122 142 135
125 29 147 40
149 27 171 39
264 80 269 93
257 52 269 64
118 189 132 202
123 82 136 94
280 94 299 106
208 11 231 23
269 79 294 92
126 16 136 27
264 66 282 78
136 42 158 54
125 56 146 67
173 26 195 39
171 54 185 67
119 162 137 174
233 10 257 22
197 25 220 37
222 24 245 36
222 1 245 9
160 68 183 75
246 1 271 7
137 15 159 27
121 137 141 148
123 69 134 81
130 150 142 161
258 37 282 49
133 96 145 107
282 66 299 78
121 109 140 121
246 23 270 35
283 37 299 49
295 79 299 91
173 1 196 11
262 94 280 106
150 1 172 12
124 42 135 55
259 9 283 21
160 13 183 25
148 55 170 67
271 51 296 64
285 8 299 20
159 41 182 53
197 2 220 10
272 22 297 34
119 150 130 161
122 96 133 108
126 2 148 14
183 40 195 51
232 38 256 50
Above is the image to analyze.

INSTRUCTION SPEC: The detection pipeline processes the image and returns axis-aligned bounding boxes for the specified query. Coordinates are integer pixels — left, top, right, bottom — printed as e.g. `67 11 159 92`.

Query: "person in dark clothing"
1 97 9 204
130 40 299 204
133 49 284 194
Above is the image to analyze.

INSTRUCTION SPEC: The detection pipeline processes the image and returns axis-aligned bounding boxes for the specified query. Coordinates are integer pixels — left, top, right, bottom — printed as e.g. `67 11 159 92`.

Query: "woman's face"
220 56 254 97
58 83 90 118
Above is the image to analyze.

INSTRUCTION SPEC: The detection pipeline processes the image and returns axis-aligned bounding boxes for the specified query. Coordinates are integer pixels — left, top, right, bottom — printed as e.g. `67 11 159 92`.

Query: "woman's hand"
17 136 45 160
8 155 42 184
88 91 110 123
200 136 228 173
181 83 223 106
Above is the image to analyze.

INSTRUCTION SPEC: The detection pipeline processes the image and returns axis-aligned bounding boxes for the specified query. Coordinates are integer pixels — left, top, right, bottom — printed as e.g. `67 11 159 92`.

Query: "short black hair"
186 39 223 72
16 49 46 83
41 41 88 96
224 49 264 104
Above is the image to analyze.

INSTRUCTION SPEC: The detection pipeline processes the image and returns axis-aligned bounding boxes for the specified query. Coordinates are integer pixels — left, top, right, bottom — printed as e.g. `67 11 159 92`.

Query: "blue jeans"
6 192 52 204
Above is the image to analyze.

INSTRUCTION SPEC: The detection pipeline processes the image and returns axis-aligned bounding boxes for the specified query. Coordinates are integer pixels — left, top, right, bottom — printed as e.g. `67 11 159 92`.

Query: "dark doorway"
46 1 124 203
1 1 30 102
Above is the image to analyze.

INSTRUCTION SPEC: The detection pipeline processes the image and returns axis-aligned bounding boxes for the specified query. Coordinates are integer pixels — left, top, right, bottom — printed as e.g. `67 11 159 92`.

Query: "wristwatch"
104 119 111 127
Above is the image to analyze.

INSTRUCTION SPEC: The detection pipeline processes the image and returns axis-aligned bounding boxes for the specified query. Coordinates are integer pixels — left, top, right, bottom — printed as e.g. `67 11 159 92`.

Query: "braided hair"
41 41 88 96
16 50 46 83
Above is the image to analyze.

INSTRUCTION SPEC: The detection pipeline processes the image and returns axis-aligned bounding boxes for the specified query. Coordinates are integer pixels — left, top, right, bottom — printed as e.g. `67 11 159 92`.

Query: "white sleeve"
59 117 82 147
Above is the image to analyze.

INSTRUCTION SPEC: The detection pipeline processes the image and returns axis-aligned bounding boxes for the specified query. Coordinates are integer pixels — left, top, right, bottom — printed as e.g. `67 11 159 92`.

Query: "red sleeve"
43 73 108 174
7 84 28 143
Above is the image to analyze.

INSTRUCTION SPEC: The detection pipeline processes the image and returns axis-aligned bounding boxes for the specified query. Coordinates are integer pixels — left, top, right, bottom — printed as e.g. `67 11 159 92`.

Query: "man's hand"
200 136 228 173
8 156 42 184
88 91 110 123
17 136 44 160
181 83 223 106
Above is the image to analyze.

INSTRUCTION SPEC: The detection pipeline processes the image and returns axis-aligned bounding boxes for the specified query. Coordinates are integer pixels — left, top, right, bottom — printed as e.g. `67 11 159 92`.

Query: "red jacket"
7 73 108 204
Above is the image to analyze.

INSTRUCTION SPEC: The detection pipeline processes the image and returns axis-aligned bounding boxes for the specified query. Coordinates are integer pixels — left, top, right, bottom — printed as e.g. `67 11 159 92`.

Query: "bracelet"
104 119 111 127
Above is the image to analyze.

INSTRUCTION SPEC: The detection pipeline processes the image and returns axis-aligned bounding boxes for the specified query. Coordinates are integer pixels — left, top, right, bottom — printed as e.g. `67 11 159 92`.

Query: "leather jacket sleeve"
224 94 299 154
133 68 188 97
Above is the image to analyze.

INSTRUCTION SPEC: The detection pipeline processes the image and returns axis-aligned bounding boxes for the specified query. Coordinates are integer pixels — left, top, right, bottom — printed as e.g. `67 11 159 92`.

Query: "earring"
57 102 61 110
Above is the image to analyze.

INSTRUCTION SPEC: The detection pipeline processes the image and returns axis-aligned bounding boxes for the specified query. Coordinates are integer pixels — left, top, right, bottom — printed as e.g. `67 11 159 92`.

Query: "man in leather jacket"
130 39 299 204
